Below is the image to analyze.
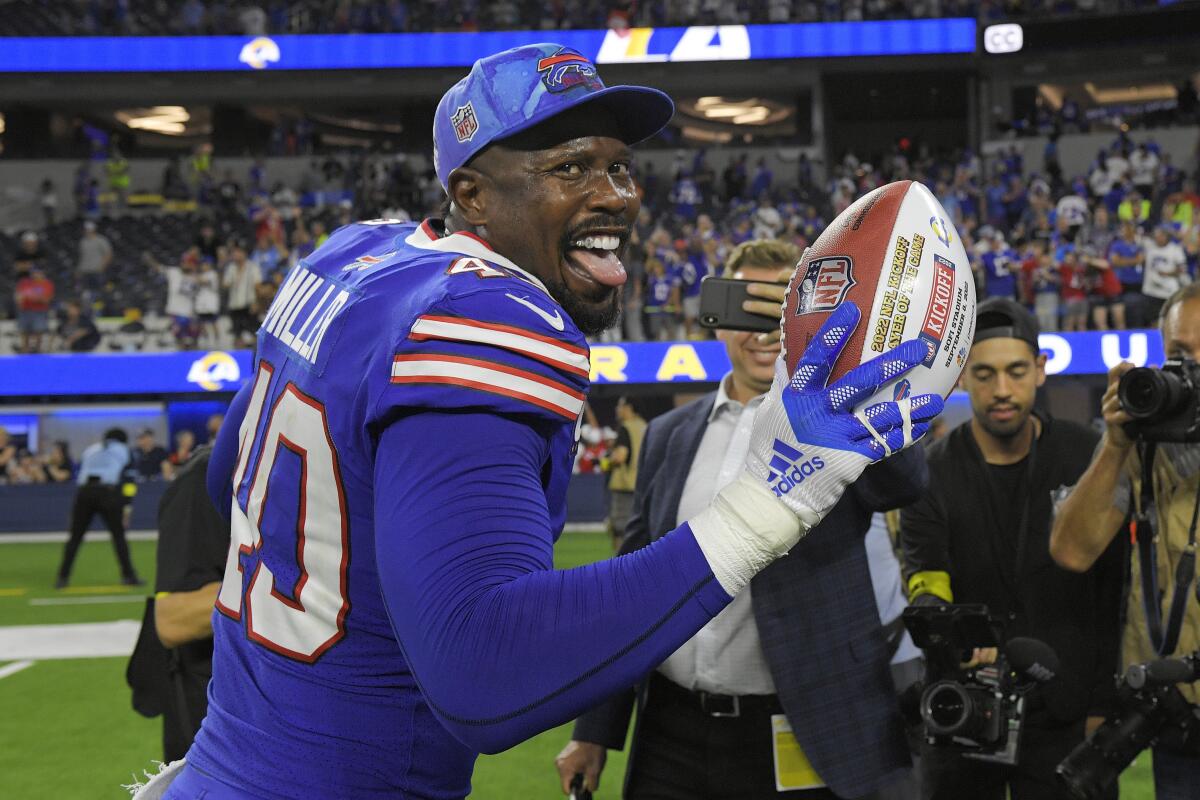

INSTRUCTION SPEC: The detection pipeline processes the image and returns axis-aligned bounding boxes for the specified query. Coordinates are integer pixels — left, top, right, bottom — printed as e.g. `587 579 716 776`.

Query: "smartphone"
697 277 779 333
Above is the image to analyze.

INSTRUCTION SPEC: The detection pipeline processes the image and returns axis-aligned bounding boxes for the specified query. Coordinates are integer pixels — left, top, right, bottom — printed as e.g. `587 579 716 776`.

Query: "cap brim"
497 84 675 150
580 85 676 146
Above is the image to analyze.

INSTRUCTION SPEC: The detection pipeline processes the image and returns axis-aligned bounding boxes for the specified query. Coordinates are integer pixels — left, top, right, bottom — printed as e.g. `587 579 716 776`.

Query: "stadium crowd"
0 413 223 487
0 0 1160 38
5 127 1200 356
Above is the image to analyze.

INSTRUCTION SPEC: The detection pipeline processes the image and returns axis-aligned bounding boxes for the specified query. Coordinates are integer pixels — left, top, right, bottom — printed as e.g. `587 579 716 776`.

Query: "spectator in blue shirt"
56 428 143 589
679 236 711 338
1109 221 1146 326
981 233 1019 300
749 157 772 199
670 172 701 222
642 255 680 341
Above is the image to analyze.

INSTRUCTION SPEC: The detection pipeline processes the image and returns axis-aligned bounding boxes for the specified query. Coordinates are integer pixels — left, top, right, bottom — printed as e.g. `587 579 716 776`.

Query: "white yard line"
29 596 147 606
561 524 605 533
0 530 157 544
0 620 141 660
0 660 35 680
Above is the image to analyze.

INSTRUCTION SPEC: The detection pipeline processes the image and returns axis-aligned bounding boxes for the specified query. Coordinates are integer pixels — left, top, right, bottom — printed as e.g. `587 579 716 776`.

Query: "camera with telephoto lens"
1056 651 1200 799
1118 358 1200 443
900 604 1060 766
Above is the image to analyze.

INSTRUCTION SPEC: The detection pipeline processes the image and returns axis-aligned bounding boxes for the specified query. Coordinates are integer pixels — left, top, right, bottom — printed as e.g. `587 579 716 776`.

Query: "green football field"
0 533 1153 799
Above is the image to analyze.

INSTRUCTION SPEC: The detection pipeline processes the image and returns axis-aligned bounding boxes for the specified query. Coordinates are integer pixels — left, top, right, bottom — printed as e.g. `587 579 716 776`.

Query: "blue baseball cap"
433 43 674 191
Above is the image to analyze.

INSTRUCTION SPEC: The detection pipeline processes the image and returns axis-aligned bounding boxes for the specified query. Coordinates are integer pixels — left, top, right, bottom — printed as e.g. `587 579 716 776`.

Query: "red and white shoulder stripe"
390 353 586 420
407 314 589 377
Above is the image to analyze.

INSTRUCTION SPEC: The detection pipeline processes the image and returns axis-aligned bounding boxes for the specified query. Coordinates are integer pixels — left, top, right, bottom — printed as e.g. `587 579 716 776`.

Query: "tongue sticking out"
566 248 627 287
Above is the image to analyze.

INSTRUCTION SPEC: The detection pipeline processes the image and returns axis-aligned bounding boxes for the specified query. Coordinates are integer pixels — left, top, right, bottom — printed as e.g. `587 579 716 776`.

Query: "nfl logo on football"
451 103 479 143
796 256 856 314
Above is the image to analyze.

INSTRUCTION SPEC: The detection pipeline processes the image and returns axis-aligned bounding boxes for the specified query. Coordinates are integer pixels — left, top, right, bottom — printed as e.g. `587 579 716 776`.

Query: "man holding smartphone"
556 240 926 800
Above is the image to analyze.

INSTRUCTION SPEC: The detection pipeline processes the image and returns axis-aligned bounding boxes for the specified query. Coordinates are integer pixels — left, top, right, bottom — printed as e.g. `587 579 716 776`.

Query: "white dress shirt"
658 373 778 695
865 513 921 665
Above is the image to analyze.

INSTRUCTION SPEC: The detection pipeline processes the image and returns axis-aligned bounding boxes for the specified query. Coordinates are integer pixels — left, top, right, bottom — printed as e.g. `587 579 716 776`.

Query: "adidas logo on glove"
764 440 825 499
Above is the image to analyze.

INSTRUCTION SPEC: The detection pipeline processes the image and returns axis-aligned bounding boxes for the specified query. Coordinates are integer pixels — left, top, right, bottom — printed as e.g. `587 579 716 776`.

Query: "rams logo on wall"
187 351 242 391
239 36 281 69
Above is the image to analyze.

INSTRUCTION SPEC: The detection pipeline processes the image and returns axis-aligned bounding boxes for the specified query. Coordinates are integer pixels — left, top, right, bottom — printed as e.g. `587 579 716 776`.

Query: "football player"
150 44 944 799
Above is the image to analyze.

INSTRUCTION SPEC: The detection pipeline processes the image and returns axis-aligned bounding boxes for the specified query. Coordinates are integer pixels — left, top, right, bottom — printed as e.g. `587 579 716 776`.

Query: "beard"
544 277 622 337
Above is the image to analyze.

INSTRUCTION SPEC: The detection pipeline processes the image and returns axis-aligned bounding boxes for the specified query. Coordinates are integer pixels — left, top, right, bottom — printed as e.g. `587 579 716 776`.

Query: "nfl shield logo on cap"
451 103 479 143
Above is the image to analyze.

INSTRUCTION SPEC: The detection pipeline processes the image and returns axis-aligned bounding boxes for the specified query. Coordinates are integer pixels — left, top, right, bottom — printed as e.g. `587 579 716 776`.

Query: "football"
783 180 976 405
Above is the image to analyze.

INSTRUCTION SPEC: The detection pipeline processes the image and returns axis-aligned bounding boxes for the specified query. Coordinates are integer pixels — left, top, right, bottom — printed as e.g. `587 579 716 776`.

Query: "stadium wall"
0 471 609 533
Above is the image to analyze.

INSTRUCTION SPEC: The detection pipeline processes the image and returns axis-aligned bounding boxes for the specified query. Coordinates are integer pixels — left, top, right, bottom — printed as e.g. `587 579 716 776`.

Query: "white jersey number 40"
216 361 350 663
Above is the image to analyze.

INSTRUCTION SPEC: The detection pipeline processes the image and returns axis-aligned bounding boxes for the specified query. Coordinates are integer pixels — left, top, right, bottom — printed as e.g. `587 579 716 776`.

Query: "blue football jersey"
982 247 1018 299
188 220 591 798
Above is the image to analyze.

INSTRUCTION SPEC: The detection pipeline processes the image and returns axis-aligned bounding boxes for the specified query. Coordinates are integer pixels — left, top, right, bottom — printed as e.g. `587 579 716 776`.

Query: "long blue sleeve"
373 410 731 754
206 375 253 522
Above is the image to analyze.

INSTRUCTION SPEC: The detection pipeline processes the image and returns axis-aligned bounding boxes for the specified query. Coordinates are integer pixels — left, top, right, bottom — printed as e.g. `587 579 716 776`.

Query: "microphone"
1007 637 1059 684
1125 657 1200 689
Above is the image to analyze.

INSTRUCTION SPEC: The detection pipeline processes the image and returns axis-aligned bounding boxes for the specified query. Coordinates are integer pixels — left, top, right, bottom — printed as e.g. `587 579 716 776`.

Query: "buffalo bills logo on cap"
451 103 479 143
536 48 602 94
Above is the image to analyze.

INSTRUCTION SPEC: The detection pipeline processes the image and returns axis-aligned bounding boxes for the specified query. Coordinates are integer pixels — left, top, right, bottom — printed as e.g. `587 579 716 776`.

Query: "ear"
446 167 488 228
1035 351 1048 387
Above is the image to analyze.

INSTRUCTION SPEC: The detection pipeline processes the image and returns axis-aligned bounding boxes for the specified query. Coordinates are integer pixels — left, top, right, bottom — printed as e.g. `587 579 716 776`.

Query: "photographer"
1051 283 1200 798
900 298 1124 800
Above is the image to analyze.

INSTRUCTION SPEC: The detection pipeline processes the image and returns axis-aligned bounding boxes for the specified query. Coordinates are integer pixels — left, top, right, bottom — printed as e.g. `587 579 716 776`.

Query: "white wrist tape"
688 472 817 595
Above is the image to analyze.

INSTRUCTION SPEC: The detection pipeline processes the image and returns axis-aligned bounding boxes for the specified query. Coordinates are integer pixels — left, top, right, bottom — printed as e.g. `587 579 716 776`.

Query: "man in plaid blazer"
554 242 929 800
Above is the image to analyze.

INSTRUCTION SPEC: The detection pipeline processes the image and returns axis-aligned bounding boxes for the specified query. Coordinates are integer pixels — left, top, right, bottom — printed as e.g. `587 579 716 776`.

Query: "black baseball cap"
974 297 1040 353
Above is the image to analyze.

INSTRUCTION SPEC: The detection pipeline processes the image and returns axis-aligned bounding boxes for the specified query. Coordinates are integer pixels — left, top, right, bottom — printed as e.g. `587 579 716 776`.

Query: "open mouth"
563 233 627 289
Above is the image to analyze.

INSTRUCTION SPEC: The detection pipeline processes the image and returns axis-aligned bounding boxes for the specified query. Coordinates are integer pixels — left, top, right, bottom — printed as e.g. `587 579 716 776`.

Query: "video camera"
901 604 1060 765
1118 358 1200 442
1057 652 1200 800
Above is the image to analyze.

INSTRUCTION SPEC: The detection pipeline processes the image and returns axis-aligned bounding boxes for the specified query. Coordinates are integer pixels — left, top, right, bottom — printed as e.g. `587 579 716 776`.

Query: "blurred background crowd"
0 411 221 486
1 1 1198 491
4 126 1199 355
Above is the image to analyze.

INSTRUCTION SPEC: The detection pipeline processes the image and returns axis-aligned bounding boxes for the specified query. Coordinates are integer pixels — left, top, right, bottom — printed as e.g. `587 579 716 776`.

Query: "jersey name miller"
261 266 351 364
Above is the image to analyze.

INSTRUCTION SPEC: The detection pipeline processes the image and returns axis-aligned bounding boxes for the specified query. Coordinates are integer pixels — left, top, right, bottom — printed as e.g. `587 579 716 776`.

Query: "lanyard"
1133 441 1200 657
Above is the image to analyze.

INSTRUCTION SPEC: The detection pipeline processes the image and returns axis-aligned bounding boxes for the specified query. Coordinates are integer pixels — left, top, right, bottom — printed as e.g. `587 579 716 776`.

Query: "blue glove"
691 303 944 595
748 302 944 525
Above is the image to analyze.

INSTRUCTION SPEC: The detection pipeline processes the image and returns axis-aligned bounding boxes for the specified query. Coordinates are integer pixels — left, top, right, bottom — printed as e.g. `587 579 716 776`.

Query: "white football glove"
691 303 944 594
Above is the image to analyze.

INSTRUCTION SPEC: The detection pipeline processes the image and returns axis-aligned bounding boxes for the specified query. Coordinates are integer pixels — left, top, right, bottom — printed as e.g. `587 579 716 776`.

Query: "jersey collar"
406 219 550 295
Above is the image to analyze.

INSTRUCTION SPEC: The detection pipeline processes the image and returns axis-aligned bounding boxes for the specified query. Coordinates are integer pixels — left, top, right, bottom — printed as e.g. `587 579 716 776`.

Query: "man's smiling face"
446 104 640 336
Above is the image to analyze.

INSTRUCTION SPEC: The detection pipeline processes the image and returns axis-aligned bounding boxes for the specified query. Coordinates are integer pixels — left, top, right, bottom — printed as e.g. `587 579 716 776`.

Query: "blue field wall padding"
0 473 611 533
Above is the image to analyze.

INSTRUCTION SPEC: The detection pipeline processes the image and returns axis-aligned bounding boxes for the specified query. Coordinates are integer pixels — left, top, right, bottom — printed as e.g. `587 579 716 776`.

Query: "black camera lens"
921 681 972 736
1118 367 1190 421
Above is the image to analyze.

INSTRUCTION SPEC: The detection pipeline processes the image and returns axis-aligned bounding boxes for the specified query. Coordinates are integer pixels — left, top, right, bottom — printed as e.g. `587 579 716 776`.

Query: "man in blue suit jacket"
556 241 927 800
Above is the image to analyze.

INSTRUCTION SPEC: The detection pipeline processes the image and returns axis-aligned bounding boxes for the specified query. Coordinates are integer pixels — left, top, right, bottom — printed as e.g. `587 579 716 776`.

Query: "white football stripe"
0 660 34 680
410 317 590 375
391 358 585 419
